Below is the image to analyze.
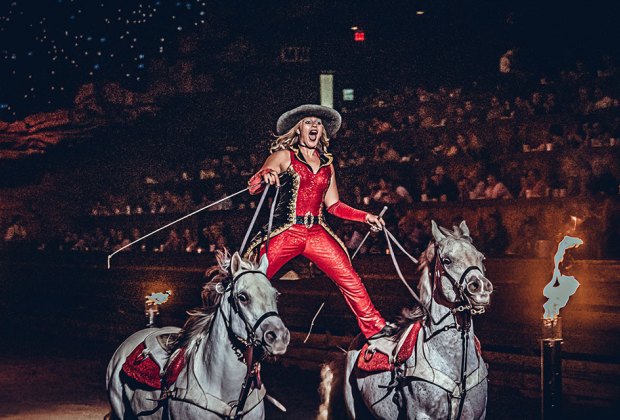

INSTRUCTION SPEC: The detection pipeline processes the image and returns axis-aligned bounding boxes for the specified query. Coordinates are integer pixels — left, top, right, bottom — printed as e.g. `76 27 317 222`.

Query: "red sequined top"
288 149 332 217
244 147 349 258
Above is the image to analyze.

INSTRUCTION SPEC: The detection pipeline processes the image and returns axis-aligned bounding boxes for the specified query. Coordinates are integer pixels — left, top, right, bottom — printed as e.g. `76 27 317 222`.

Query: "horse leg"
106 328 158 419
106 343 130 419
343 350 360 419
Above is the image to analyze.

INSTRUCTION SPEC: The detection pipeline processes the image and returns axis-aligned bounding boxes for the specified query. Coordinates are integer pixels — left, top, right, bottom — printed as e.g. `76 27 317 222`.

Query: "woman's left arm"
324 165 384 229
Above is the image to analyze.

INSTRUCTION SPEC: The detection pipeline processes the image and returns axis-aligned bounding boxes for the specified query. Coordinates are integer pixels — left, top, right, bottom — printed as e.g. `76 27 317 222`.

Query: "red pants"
260 224 386 338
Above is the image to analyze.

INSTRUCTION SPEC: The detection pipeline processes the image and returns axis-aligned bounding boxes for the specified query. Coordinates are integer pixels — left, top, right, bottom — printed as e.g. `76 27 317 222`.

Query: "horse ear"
258 253 269 274
459 220 471 239
431 220 446 242
230 251 243 276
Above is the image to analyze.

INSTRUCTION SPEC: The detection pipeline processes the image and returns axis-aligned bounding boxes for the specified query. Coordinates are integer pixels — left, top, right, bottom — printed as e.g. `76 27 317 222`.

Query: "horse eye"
442 257 452 265
237 293 249 303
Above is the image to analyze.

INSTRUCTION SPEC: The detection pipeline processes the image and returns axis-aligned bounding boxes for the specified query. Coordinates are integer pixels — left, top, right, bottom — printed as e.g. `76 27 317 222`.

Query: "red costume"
245 148 386 338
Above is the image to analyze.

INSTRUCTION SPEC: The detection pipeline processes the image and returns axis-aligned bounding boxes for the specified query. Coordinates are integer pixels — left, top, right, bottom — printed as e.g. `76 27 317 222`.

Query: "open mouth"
309 129 318 141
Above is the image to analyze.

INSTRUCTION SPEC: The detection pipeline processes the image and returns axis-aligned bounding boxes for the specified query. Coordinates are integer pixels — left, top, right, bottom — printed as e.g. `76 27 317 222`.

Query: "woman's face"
299 116 324 149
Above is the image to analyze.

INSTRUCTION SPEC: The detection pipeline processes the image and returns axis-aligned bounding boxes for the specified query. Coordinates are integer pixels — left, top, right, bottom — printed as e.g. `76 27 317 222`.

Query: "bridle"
370 227 490 420
218 269 281 356
216 268 282 420
426 244 487 420
430 245 486 320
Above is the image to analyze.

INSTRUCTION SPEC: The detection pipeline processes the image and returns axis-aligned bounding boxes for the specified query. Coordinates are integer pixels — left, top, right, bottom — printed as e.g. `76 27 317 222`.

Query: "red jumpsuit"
245 148 386 338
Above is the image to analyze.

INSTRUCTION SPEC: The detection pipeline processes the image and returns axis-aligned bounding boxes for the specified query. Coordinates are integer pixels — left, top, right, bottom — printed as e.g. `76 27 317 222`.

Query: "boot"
366 323 399 358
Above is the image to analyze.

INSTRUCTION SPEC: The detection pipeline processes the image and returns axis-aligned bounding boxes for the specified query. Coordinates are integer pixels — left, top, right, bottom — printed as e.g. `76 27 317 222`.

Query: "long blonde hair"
269 118 330 154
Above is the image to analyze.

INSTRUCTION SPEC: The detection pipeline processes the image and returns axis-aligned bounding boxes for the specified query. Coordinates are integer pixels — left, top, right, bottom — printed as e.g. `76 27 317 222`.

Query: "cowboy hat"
276 104 342 137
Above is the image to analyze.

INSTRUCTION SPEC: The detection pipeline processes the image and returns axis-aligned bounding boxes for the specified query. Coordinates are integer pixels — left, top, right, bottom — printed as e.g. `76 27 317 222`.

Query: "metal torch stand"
541 317 563 420
145 305 159 328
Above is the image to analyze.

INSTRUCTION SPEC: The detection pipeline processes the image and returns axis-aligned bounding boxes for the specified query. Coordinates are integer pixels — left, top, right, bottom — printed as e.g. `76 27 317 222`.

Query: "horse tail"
317 354 347 420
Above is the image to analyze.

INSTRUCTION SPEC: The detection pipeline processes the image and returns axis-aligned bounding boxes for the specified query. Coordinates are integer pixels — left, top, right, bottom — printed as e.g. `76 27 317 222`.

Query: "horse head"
220 251 290 356
420 220 493 312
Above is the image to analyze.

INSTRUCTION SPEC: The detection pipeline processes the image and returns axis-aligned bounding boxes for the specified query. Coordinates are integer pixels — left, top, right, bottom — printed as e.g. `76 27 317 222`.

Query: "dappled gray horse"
106 251 290 419
320 220 493 419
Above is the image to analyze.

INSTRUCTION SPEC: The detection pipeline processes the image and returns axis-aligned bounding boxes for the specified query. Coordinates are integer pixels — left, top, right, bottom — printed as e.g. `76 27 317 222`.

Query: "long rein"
225 185 281 419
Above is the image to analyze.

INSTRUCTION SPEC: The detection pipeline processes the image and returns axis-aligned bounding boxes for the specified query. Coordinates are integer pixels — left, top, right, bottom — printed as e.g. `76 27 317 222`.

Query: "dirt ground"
0 336 613 420
0 338 322 420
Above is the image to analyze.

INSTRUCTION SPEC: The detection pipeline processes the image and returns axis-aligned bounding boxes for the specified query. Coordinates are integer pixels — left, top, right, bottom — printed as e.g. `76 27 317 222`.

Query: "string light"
0 0 208 118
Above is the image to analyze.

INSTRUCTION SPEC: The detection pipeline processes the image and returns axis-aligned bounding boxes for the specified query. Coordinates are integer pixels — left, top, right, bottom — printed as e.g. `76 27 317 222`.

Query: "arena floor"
3 335 616 420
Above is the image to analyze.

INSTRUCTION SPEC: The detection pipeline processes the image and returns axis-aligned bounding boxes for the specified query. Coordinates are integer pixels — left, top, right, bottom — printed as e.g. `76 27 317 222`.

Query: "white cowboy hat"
276 104 342 137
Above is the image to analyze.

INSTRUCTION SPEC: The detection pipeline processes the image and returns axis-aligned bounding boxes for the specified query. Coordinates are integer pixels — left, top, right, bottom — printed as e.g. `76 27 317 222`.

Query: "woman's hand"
248 168 279 195
262 169 280 187
365 213 385 232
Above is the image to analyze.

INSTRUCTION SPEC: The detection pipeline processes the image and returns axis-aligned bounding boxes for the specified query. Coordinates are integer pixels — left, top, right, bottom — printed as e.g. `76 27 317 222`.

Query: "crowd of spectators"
39 221 230 255
8 55 620 259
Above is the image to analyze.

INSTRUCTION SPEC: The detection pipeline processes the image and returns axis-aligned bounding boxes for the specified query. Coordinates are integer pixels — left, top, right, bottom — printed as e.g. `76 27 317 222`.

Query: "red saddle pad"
357 321 422 373
122 342 186 389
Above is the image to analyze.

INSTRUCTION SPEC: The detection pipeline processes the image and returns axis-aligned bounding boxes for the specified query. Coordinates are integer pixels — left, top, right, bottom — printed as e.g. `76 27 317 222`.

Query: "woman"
245 104 394 341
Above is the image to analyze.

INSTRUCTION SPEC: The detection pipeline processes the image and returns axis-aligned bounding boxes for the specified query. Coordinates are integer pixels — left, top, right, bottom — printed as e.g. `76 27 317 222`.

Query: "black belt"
295 214 320 228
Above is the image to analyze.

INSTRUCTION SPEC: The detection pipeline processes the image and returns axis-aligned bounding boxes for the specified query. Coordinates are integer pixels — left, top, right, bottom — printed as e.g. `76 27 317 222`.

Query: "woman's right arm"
248 150 290 194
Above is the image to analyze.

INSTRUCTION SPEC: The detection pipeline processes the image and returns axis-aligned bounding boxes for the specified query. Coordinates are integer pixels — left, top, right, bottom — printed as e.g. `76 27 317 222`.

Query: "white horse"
319 221 493 419
106 251 290 419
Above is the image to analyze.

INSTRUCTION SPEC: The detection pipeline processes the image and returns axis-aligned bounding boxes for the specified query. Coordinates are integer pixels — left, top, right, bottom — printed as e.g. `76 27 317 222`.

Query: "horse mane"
172 249 259 350
396 223 473 328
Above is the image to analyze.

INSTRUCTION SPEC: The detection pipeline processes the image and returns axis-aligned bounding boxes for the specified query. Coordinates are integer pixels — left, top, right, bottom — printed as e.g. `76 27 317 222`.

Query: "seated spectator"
531 92 547 115
458 167 486 200
4 215 27 242
371 178 403 205
398 210 431 256
432 133 458 158
182 228 199 252
484 173 514 199
374 141 401 162
519 169 550 198
163 229 183 252
426 166 459 202
500 99 515 119
342 223 367 254
455 130 484 161
543 93 557 114
478 211 510 256
513 96 533 118
462 100 482 124
112 229 131 252
208 184 233 211
486 96 503 120
418 105 446 128
508 216 543 258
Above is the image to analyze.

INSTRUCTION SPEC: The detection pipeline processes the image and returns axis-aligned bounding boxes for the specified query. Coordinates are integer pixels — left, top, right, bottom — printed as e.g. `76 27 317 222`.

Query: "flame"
543 236 583 319
145 290 172 306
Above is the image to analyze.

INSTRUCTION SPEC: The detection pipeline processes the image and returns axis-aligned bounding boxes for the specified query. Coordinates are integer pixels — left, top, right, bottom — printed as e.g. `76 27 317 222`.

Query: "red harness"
356 321 483 374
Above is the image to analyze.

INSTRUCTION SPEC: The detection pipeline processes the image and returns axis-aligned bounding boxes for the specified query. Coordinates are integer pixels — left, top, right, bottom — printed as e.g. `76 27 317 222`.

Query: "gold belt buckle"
303 211 314 229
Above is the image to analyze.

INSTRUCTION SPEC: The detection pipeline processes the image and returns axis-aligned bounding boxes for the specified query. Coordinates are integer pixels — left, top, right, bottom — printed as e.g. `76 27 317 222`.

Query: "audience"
7 54 620 259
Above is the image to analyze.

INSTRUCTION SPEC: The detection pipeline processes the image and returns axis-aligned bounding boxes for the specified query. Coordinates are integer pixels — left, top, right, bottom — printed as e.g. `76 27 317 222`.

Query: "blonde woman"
246 104 395 341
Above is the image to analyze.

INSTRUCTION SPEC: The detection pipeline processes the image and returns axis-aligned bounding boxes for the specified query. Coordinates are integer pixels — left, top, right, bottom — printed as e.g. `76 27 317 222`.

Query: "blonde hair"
269 118 330 154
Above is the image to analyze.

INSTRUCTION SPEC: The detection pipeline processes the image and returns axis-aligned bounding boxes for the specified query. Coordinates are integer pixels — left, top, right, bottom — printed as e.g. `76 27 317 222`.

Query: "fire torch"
541 236 583 419
144 290 172 328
